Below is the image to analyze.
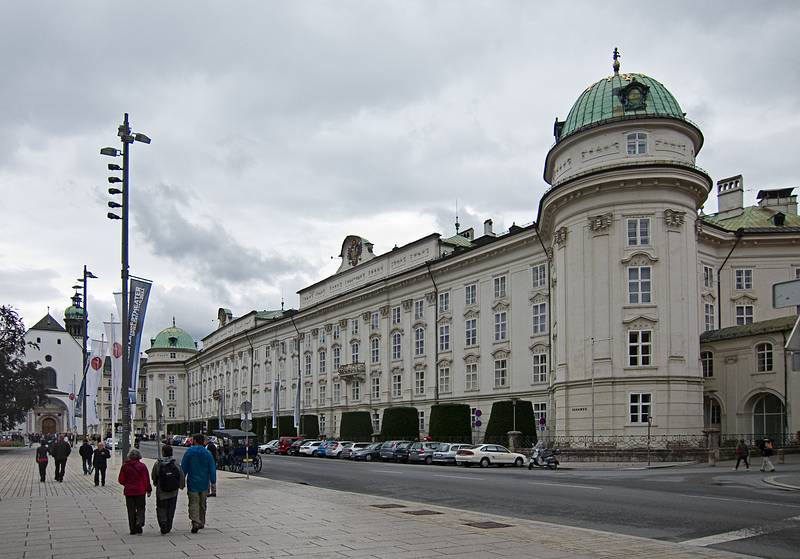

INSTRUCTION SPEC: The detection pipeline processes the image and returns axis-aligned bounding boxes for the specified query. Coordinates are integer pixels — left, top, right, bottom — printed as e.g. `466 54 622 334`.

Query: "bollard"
777 448 785 464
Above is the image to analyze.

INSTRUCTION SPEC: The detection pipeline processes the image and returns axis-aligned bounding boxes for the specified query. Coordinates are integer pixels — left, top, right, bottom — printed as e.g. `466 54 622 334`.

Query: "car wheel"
514 457 523 467
479 457 490 468
312 451 319 457
424 456 432 465
365 454 373 462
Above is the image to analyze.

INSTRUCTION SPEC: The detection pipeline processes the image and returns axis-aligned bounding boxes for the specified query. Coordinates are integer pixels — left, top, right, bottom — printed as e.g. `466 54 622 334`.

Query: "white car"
456 444 526 468
324 441 353 458
298 440 323 456
259 439 279 454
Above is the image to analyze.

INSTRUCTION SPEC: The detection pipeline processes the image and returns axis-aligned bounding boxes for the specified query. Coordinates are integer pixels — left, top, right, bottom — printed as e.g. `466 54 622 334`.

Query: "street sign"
241 419 253 431
786 316 800 352
773 279 800 308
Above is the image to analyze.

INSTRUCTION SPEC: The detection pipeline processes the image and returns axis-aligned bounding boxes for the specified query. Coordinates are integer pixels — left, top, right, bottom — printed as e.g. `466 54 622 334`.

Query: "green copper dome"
64 305 85 319
150 325 197 351
556 72 685 142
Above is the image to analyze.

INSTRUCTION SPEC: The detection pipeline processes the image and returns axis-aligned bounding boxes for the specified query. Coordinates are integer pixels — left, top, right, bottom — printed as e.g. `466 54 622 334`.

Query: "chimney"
484 219 495 237
757 188 797 216
716 175 744 218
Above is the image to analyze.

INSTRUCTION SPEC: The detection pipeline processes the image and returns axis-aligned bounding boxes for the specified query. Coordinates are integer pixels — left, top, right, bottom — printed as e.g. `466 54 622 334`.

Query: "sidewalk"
0 447 754 559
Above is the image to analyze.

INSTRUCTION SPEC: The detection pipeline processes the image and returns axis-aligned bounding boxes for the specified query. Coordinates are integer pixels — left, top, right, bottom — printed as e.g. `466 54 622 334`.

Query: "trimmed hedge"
167 413 319 441
428 403 471 442
300 414 319 439
380 407 419 441
483 400 537 446
339 411 373 441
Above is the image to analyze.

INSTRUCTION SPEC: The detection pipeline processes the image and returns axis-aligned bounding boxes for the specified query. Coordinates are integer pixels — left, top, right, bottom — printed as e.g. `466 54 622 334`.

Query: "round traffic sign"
473 419 481 428
91 356 103 370
241 419 252 431
112 342 122 359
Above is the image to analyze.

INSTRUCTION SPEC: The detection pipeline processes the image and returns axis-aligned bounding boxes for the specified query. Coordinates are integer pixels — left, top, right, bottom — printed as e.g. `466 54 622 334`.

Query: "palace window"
532 263 547 289
319 413 326 435
168 375 176 385
736 305 754 325
318 383 326 403
169 352 176 359
494 359 508 388
371 312 379 331
414 328 425 356
332 325 340 340
627 218 650 246
465 362 478 391
628 330 652 366
319 351 326 374
168 407 176 419
494 275 507 298
438 366 451 393
351 342 360 364
532 352 547 383
533 402 547 426
439 292 450 313
628 266 652 304
703 265 714 289
319 329 326 344
391 332 401 360
168 389 175 401
414 370 425 395
305 354 312 375
629 393 651 423
332 382 341 404
351 319 359 336
418 410 425 431
465 318 478 346
392 373 402 398
494 312 507 341
351 380 360 401
392 306 401 324
333 347 341 370
532 303 548 335
704 302 715 332
735 269 753 290
439 323 450 351
701 351 714 378
304 385 312 407
414 300 425 320
371 337 380 363
626 132 648 155
371 376 380 400
465 283 477 306
756 343 773 372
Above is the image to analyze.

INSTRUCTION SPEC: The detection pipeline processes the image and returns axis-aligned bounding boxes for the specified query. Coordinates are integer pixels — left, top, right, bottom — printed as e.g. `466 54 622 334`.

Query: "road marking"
682 527 768 547
371 469 405 474
681 494 800 509
435 474 484 480
527 481 602 490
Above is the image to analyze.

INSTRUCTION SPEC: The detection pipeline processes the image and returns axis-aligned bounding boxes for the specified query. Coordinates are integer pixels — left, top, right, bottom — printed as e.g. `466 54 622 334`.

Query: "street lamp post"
77 265 97 436
102 113 150 461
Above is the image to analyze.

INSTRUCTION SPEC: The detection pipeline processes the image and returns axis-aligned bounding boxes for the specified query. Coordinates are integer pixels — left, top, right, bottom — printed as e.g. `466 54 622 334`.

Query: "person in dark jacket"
118 448 152 535
757 437 776 472
205 439 219 496
79 439 94 475
151 445 185 534
49 435 71 482
35 441 49 482
93 442 111 486
181 434 216 533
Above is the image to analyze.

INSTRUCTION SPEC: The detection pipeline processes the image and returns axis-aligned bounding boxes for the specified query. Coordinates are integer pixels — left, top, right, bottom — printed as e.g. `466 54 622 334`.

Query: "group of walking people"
118 433 217 535
733 437 778 471
34 435 110 485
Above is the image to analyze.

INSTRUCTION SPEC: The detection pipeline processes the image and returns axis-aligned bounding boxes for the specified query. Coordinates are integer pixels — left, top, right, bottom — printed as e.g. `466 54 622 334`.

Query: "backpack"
765 440 774 450
158 460 181 492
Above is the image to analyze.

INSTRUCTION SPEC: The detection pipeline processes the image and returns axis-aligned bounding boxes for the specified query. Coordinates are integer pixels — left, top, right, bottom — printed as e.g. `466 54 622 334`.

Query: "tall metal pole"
81 265 89 436
120 113 132 461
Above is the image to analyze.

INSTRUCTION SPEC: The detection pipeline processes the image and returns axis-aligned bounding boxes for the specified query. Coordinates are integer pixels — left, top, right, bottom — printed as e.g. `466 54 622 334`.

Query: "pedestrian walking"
757 437 776 472
181 433 216 533
734 439 750 470
206 438 218 496
35 440 49 482
151 445 185 534
79 438 94 475
49 435 71 482
118 448 152 535
93 442 111 486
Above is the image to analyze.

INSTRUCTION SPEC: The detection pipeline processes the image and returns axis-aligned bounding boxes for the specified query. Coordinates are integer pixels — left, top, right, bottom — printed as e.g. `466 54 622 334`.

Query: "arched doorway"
703 396 721 430
41 417 57 436
752 394 784 438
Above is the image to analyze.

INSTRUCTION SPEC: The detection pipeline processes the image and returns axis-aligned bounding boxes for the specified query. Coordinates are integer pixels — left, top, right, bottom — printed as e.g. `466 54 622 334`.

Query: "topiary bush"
339 411 373 441
483 400 537 446
300 414 319 439
379 407 419 441
428 403 472 442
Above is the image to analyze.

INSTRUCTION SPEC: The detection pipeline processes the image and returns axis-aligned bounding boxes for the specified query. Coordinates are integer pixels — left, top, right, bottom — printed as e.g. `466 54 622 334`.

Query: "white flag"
104 319 122 431
85 338 107 427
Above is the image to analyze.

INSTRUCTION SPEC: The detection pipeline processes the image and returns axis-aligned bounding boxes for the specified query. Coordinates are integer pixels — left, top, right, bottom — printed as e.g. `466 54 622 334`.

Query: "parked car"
432 443 473 465
341 442 372 460
379 440 413 462
352 442 382 461
316 440 336 457
456 444 526 468
299 440 323 456
277 436 304 455
170 435 186 446
407 441 442 465
259 439 280 454
182 437 194 447
323 441 353 458
105 437 122 449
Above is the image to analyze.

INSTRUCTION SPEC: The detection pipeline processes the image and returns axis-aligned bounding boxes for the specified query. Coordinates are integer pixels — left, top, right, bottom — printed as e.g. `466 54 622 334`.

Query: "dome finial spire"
612 47 621 74
172 316 176 327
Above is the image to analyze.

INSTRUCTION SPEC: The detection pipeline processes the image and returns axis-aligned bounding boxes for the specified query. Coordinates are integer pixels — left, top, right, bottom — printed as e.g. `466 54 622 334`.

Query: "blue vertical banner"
127 277 153 408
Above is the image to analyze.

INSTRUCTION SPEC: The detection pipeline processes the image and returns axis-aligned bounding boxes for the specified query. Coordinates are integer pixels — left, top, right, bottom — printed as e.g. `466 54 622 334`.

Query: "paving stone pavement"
0 447 754 559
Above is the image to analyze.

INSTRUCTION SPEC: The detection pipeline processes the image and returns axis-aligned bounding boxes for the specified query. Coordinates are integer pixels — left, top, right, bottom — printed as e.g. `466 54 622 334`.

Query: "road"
141 442 800 559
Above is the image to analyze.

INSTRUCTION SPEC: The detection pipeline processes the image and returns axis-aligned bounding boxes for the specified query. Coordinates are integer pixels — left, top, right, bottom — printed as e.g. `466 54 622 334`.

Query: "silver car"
432 443 473 465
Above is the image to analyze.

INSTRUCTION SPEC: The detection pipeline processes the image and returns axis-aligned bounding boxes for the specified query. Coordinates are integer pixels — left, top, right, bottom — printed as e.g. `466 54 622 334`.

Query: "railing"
548 434 707 450
719 433 799 448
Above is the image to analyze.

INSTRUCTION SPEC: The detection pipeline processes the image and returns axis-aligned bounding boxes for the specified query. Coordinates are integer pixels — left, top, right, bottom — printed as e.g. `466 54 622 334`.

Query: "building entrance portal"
41 417 57 436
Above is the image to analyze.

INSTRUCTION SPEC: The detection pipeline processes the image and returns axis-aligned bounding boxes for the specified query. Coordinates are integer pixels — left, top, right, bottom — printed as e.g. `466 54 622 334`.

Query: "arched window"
756 343 773 372
752 394 784 437
40 367 57 389
700 351 714 378
627 132 647 155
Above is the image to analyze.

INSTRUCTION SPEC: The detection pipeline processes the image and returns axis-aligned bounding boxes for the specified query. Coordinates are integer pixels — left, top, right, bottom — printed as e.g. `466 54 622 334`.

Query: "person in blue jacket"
180 433 217 533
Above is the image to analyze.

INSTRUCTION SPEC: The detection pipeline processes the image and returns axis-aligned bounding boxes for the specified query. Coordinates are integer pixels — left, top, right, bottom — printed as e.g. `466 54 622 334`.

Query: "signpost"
773 278 800 309
240 401 253 478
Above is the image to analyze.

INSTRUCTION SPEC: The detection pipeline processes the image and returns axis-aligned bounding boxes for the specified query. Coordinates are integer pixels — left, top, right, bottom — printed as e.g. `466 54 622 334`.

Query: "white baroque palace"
145 60 800 441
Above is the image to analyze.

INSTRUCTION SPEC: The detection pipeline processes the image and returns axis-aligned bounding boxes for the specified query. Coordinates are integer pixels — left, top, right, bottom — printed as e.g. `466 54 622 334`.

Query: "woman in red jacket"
118 448 152 534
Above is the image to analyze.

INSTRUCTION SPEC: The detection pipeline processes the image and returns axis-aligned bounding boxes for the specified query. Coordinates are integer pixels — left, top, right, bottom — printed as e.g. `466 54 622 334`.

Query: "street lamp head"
100 147 119 157
108 163 122 171
108 187 122 195
108 177 122 183
133 132 151 144
72 284 82 291
107 212 121 220
108 201 122 209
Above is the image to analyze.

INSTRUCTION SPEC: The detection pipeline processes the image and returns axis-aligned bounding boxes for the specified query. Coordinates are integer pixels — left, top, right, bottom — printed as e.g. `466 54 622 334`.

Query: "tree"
0 306 48 430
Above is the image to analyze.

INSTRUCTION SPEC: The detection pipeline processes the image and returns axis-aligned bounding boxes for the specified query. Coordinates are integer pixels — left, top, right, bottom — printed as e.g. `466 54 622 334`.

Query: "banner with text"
126 278 152 412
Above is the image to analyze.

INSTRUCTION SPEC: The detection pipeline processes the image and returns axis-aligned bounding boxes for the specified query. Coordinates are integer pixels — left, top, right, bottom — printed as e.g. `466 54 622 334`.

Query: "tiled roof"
702 206 800 231
441 234 473 248
700 315 798 343
29 314 67 333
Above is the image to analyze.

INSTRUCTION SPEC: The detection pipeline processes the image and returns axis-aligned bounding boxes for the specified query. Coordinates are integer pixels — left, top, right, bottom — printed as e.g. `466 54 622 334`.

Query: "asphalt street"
142 443 800 559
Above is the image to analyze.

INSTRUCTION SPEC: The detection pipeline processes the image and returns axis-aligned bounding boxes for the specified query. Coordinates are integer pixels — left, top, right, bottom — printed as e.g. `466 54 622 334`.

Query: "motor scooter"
528 443 560 470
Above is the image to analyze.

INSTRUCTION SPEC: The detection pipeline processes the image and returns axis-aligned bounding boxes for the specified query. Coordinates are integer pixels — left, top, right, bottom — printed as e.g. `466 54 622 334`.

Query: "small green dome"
556 73 685 142
150 326 196 351
64 305 85 319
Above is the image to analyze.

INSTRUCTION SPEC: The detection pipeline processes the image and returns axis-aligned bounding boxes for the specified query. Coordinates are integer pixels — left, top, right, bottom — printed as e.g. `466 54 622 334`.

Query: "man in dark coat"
35 441 49 482
93 442 111 486
49 435 71 482
79 439 94 475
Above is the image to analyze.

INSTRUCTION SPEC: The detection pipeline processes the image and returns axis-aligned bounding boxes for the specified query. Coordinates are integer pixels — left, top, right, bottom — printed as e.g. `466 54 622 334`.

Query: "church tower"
63 291 86 339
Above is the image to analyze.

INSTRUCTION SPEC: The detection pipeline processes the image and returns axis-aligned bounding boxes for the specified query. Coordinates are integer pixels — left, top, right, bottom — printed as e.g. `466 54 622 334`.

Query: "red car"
182 437 194 447
276 436 303 455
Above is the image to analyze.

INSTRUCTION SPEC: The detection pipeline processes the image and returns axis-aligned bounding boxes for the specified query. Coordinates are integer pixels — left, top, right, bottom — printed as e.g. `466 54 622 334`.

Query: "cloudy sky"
1 1 798 348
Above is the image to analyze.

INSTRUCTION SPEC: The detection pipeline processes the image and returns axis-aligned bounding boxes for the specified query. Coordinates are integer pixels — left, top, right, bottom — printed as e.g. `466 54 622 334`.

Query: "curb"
762 475 800 491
